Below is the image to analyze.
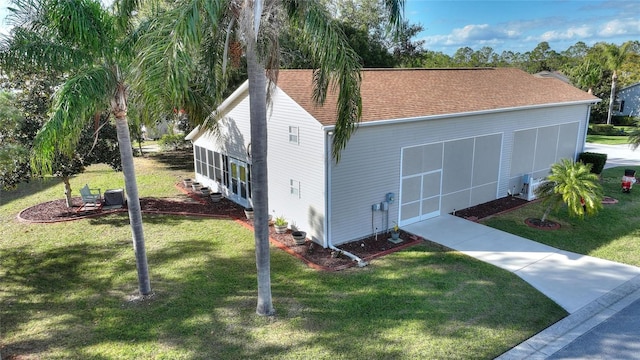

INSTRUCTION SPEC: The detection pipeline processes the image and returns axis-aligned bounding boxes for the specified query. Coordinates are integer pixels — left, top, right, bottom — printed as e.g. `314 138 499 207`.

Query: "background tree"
134 0 404 315
1 0 155 296
599 41 633 124
0 90 29 190
534 159 603 222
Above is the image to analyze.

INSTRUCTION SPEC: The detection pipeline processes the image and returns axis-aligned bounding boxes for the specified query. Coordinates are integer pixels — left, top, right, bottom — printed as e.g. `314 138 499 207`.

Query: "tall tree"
1 0 154 296
600 42 633 124
134 0 404 315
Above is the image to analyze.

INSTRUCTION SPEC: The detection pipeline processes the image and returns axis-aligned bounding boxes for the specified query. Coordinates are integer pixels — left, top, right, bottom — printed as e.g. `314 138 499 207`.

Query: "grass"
483 166 640 266
1 151 566 359
586 134 631 145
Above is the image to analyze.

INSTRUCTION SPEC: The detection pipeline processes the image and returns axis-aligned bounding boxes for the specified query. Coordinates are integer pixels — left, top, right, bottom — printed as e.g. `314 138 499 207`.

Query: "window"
290 179 300 198
195 146 206 175
207 150 214 179
289 126 299 144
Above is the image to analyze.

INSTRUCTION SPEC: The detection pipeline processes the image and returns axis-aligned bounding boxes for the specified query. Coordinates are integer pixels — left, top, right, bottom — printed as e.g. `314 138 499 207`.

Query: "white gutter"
324 130 367 267
321 99 602 131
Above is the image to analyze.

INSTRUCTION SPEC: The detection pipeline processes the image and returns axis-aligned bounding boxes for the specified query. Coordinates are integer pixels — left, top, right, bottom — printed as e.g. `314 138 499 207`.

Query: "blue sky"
1 0 638 56
406 0 640 55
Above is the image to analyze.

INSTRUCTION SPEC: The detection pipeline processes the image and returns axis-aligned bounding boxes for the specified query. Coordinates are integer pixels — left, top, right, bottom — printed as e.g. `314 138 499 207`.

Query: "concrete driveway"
584 143 640 169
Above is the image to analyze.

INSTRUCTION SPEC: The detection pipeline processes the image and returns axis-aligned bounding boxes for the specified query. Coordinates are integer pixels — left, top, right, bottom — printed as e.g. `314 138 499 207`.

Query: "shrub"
577 152 607 174
158 134 188 150
590 124 617 135
612 116 638 127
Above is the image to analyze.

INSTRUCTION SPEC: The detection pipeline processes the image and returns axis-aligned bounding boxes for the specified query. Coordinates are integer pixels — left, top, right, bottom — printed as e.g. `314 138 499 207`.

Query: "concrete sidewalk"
404 214 640 359
404 214 640 314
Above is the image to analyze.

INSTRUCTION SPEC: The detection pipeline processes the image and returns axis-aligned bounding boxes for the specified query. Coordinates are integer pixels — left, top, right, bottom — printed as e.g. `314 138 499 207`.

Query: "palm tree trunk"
541 205 552 223
247 40 274 316
606 72 618 125
113 86 151 295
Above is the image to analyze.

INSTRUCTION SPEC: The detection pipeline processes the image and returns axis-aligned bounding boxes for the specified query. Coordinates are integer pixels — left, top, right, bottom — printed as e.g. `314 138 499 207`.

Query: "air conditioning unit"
525 177 543 201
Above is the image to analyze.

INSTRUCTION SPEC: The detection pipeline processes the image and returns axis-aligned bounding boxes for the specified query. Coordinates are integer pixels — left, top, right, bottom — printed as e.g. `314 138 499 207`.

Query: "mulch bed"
524 218 561 230
453 196 530 221
17 186 531 271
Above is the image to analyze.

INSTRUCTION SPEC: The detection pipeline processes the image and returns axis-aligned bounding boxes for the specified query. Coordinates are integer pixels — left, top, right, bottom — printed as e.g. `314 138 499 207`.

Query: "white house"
614 82 640 117
186 68 599 248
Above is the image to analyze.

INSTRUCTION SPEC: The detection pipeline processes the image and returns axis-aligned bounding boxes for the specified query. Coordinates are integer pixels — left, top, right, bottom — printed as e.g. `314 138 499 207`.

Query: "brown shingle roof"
275 68 600 126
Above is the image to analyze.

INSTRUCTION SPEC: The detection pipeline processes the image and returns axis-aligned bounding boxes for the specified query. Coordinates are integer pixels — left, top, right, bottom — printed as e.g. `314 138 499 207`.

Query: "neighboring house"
614 82 640 117
186 68 599 248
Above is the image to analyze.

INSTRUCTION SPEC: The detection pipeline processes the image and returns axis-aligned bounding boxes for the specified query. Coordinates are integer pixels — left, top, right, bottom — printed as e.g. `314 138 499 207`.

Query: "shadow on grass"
0 177 63 208
147 150 195 172
86 213 215 228
0 232 566 359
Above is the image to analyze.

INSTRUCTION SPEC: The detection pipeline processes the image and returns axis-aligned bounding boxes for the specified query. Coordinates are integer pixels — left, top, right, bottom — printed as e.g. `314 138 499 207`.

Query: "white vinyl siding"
329 105 589 245
267 90 326 242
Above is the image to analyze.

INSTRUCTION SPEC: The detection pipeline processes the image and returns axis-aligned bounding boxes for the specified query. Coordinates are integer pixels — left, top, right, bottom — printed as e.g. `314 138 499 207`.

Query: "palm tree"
534 159 603 222
0 0 154 295
569 59 602 95
134 0 404 315
600 42 632 125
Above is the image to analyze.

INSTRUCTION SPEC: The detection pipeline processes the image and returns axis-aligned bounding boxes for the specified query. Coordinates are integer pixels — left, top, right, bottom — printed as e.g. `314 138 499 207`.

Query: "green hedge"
589 124 618 136
578 152 607 174
612 116 638 127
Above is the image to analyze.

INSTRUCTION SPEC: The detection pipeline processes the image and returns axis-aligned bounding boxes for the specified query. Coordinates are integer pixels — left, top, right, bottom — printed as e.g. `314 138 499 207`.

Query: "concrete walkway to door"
403 214 640 314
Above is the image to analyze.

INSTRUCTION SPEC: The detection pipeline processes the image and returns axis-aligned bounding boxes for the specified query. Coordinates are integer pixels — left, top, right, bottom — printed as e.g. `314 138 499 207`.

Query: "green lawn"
586 134 631 145
483 166 640 266
1 152 565 359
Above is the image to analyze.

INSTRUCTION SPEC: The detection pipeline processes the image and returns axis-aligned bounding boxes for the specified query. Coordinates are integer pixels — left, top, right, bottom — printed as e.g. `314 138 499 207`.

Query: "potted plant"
244 208 254 219
183 178 193 187
389 222 401 243
200 187 211 196
274 216 288 234
191 182 202 191
210 192 223 202
291 231 306 245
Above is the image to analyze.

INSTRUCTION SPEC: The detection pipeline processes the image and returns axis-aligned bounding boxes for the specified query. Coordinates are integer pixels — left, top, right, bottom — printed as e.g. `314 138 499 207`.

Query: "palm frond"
132 0 226 127
0 27 90 74
112 0 142 32
537 158 603 219
45 0 116 54
284 0 362 161
31 65 116 173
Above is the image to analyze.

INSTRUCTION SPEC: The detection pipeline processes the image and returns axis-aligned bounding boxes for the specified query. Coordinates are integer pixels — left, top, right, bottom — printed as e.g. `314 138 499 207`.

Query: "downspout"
324 129 368 267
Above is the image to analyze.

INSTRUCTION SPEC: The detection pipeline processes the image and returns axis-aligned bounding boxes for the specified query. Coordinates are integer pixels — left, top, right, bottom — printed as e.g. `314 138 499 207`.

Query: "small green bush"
159 134 188 150
590 124 617 135
577 152 607 174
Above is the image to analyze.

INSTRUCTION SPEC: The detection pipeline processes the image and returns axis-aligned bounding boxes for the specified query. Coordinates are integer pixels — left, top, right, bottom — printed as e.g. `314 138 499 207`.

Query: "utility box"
104 189 126 208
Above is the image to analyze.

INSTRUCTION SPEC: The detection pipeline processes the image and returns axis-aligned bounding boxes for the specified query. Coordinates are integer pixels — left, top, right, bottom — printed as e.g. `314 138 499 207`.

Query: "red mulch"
17 187 530 270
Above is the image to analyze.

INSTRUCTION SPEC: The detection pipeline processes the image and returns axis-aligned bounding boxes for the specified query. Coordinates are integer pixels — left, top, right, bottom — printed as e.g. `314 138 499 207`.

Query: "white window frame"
288 126 299 144
290 179 300 198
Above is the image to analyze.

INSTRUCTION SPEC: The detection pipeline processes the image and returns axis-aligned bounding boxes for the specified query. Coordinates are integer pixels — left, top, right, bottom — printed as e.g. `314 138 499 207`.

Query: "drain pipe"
329 243 368 267
325 129 367 267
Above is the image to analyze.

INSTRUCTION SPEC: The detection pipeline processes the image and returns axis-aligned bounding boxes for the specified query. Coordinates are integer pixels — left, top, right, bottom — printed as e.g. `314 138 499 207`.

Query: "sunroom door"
399 143 444 226
228 158 250 208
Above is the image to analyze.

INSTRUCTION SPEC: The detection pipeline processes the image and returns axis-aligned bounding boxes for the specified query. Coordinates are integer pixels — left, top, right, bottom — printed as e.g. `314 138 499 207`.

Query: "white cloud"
422 23 519 48
599 18 640 37
539 25 593 42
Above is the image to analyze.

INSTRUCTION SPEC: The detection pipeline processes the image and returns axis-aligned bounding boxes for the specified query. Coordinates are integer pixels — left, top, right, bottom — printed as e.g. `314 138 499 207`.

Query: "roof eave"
322 99 601 131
